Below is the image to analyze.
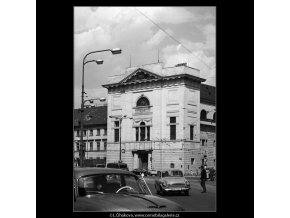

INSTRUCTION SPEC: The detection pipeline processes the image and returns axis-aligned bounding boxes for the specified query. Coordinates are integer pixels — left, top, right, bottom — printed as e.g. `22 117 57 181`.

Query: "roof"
74 106 107 127
200 84 216 105
74 167 135 179
103 63 205 87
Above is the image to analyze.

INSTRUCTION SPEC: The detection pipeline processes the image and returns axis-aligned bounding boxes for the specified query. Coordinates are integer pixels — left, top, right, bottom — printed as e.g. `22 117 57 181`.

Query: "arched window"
200 110 207 120
170 163 175 168
136 97 150 107
213 112 216 123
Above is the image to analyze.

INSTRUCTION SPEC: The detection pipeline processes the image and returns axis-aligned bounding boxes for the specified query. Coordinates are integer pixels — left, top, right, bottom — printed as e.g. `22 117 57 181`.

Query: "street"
143 176 216 212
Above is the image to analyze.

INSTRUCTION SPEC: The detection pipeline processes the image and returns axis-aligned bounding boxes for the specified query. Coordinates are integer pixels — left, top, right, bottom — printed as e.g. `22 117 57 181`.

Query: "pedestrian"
200 165 207 193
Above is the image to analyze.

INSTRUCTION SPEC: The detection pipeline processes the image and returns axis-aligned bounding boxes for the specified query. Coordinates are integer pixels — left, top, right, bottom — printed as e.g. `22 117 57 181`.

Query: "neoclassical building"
102 62 215 173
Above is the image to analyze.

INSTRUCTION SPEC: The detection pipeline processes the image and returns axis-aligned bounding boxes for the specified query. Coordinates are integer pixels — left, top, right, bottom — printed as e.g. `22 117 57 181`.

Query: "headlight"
161 181 168 187
185 180 190 187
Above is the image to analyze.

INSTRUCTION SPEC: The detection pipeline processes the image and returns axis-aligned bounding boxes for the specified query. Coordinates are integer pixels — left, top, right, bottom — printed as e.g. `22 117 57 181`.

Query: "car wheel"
184 190 189 196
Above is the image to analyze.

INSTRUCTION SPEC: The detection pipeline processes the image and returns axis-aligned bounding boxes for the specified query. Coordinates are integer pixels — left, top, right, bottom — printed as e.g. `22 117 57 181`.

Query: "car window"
77 174 147 196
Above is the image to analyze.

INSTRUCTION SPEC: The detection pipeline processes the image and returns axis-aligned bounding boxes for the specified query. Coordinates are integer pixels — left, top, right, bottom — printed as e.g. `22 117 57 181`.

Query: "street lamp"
109 115 133 163
79 48 121 167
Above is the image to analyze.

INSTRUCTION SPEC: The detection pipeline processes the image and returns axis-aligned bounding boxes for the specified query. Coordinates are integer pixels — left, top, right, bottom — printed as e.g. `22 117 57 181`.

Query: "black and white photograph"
73 6 216 212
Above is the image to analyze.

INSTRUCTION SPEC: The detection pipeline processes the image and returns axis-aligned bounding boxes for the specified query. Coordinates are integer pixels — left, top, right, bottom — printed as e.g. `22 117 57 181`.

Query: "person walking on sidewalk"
200 165 207 193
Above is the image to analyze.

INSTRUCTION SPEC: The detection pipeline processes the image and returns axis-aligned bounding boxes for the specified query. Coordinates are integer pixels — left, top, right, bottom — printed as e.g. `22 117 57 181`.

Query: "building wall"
106 76 203 173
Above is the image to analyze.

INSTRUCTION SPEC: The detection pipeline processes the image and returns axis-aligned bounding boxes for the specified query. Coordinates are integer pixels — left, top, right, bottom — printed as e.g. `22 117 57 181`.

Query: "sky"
74 7 216 109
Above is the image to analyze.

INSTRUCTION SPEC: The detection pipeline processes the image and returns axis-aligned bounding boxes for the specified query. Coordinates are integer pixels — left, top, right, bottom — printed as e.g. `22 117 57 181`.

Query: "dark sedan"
74 167 184 212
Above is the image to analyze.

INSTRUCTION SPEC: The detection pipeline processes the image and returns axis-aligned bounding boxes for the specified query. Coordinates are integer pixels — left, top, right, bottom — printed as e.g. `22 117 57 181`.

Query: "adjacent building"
73 106 108 166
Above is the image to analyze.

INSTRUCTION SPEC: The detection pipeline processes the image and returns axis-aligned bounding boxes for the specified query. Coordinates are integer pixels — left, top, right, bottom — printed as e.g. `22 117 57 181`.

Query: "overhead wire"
133 7 213 71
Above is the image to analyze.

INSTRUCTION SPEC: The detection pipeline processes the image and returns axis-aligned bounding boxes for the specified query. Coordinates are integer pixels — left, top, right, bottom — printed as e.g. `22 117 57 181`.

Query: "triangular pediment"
120 68 162 84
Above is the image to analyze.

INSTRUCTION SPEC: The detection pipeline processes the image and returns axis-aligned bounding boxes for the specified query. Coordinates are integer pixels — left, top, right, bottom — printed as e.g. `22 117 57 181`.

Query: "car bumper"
163 187 190 192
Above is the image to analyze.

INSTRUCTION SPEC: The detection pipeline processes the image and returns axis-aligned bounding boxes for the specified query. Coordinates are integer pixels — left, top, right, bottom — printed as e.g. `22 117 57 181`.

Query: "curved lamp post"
109 115 133 163
79 48 122 167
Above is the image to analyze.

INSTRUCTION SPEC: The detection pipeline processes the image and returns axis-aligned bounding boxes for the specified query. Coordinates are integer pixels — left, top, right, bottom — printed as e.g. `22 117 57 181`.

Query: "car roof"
74 167 135 179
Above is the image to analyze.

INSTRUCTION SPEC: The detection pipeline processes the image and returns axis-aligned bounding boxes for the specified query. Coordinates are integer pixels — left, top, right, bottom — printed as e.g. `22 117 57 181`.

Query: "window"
103 141 107 151
114 129 119 142
76 146 79 151
135 128 139 141
135 122 150 141
201 139 205 146
90 129 93 136
104 129 107 136
213 140 216 147
76 130 80 137
97 141 100 151
147 126 150 141
170 117 176 123
83 130 86 136
190 125 194 140
90 142 93 151
191 158 195 165
213 112 216 123
181 165 182 168
170 163 174 168
96 129 100 136
140 122 146 141
136 97 150 107
201 110 207 120
115 121 119 127
170 125 176 140
170 117 176 140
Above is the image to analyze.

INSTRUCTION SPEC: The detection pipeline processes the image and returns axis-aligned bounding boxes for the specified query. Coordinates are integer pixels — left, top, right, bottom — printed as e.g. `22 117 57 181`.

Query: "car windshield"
162 170 183 177
78 173 150 196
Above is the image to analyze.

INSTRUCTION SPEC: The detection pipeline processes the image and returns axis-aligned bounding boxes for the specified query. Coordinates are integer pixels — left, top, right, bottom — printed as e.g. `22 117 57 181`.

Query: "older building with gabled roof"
74 106 108 166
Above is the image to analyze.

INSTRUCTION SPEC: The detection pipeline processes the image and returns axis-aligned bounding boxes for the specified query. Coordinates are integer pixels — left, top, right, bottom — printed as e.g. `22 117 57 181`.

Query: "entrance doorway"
138 152 148 170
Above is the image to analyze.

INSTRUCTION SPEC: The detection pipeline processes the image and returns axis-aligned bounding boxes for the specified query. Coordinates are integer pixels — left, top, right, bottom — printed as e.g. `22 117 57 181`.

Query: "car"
148 169 158 176
131 168 148 176
106 162 129 171
96 164 105 168
74 167 184 211
155 169 190 196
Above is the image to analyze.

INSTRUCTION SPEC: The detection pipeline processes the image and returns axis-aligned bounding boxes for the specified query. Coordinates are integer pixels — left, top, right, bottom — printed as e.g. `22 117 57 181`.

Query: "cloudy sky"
74 7 216 109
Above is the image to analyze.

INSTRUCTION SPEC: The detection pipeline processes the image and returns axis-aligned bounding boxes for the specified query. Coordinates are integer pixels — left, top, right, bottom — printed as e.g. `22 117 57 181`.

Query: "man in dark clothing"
200 165 207 193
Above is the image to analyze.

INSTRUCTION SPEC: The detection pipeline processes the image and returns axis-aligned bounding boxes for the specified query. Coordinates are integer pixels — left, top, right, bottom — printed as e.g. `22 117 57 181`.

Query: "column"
148 152 152 170
133 153 139 169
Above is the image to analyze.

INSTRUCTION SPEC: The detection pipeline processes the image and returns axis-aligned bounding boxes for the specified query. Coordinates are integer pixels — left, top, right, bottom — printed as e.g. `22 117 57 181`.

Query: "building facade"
102 62 215 174
73 106 108 166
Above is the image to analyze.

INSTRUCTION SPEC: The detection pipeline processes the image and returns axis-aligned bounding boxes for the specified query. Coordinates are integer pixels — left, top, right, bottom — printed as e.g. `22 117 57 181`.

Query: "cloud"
201 23 215 50
135 7 196 24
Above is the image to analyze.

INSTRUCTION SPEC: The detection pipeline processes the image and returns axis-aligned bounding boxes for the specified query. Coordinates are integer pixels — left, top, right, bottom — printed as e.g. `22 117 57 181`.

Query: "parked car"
131 168 148 176
106 162 129 171
155 169 190 196
148 169 158 176
96 164 105 168
74 167 184 211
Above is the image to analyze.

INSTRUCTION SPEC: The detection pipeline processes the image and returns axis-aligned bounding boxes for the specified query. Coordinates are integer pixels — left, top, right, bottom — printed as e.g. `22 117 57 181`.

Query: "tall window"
135 128 139 141
136 97 150 107
190 125 194 140
170 117 176 140
76 130 80 137
103 141 107 151
200 110 207 120
83 130 86 136
90 129 93 136
96 129 100 136
114 121 119 142
140 122 146 141
104 129 107 136
213 112 216 123
147 126 150 141
97 141 100 151
90 142 93 151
